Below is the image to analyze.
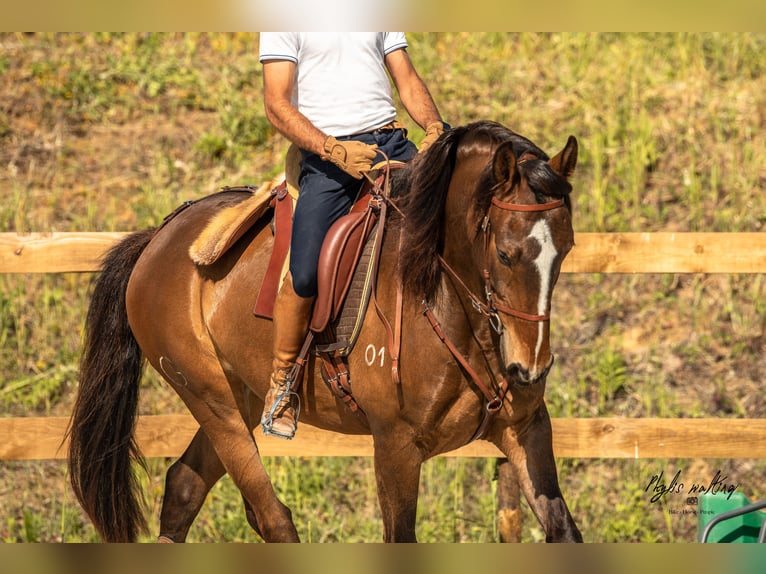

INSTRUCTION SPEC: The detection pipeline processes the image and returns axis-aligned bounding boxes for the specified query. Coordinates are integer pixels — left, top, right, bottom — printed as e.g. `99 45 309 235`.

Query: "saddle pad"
189 181 277 266
329 220 380 356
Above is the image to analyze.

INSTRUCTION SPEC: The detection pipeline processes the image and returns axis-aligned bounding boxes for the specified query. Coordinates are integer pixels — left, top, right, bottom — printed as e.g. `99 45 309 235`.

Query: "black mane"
391 121 572 300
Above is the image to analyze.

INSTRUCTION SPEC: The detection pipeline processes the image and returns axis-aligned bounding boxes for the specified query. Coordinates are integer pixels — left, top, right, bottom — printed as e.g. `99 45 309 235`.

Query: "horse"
66 120 582 543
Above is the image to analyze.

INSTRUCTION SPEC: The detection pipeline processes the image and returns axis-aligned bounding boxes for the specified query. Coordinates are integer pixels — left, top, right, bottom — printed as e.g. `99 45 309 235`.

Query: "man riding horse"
258 32 448 439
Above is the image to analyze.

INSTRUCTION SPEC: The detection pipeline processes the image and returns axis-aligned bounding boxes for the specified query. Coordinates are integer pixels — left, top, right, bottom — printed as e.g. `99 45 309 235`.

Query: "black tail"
67 228 156 542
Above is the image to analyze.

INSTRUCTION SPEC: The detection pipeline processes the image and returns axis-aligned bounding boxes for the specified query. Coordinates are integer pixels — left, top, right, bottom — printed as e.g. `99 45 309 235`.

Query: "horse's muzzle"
505 355 554 386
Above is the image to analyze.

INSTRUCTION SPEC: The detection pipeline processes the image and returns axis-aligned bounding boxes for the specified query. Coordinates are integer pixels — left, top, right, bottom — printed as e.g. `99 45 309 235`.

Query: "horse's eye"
497 248 512 267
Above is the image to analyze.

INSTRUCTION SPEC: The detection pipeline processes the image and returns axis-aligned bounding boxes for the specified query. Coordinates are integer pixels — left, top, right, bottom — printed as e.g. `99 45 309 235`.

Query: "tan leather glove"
321 136 378 179
418 121 445 153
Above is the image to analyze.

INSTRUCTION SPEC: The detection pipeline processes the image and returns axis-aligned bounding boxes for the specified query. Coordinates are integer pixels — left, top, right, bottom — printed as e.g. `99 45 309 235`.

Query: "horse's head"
477 134 577 385
397 121 577 387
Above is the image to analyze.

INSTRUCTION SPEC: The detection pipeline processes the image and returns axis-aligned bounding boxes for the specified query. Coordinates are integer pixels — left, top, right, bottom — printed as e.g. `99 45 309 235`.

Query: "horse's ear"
492 141 517 185
549 135 578 179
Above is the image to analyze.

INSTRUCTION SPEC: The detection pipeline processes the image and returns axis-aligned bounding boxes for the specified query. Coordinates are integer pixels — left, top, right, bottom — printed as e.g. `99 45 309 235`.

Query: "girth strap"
318 349 367 419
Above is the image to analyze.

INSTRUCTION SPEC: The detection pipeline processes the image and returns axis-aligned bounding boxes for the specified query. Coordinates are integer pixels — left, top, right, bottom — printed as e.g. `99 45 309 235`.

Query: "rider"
259 32 448 438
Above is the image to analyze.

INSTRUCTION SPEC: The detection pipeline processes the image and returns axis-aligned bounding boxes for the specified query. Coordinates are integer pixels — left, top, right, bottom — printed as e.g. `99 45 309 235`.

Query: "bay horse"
67 120 582 542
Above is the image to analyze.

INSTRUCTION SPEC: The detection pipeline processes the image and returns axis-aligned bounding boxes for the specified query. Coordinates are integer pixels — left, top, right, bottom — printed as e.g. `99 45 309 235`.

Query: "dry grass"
1 32 765 542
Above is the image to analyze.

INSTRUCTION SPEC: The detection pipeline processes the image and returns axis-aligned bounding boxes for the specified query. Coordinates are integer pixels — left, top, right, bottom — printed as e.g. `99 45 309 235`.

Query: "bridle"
365 153 568 441
435 149 567 331
435 195 566 333
423 192 566 440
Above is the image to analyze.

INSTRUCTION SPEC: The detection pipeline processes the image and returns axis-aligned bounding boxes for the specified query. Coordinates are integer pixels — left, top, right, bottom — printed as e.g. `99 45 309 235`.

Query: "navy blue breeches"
289 127 416 298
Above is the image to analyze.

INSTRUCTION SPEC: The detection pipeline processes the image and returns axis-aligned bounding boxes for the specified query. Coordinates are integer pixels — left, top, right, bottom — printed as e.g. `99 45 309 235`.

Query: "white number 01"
364 344 385 367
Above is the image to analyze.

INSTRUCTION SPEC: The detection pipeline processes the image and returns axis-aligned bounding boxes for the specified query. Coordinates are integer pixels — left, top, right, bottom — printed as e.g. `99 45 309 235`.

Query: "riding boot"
261 274 315 439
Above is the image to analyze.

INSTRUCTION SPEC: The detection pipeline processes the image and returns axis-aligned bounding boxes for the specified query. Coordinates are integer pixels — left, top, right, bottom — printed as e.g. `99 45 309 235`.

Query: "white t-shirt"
259 32 407 137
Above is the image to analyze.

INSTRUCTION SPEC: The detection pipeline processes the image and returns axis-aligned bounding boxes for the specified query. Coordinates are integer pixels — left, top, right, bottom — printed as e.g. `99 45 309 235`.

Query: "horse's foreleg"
159 429 225 542
498 404 582 542
373 437 423 542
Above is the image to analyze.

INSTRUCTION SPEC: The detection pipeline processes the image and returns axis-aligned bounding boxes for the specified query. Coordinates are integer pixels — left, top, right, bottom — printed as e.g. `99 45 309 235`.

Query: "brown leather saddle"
253 161 399 418
253 175 385 333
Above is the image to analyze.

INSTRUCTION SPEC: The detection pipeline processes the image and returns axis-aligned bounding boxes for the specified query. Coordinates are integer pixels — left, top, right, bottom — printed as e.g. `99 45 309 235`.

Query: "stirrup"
261 334 313 440
260 385 301 440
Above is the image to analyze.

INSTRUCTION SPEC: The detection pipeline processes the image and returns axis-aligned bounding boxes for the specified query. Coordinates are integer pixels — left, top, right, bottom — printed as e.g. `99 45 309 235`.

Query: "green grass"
1 32 765 543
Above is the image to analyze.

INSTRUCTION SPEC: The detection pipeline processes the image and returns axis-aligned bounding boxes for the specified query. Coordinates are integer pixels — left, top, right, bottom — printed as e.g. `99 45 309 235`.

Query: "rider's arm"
262 58 377 179
384 48 444 131
262 59 327 156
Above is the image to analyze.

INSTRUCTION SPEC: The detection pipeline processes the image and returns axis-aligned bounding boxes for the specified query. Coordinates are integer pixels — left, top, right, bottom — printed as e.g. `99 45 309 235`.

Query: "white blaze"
530 220 557 369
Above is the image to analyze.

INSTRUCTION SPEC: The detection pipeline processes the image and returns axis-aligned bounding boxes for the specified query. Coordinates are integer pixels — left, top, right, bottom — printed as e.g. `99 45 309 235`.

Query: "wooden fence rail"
3 415 766 461
2 231 765 462
2 231 766 274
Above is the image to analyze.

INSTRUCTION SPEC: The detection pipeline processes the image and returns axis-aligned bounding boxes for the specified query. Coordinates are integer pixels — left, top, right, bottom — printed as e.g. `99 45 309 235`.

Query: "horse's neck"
444 155 484 245
442 195 484 299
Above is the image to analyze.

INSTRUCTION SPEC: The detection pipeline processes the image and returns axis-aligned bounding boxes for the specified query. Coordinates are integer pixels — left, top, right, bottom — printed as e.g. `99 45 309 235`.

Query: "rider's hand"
418 121 446 154
321 136 378 179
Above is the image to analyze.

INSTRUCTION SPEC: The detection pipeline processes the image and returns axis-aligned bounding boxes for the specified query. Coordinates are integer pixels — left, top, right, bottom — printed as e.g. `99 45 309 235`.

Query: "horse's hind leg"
165 362 298 542
158 429 225 542
495 458 523 542
159 389 267 541
159 429 266 542
496 404 582 542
